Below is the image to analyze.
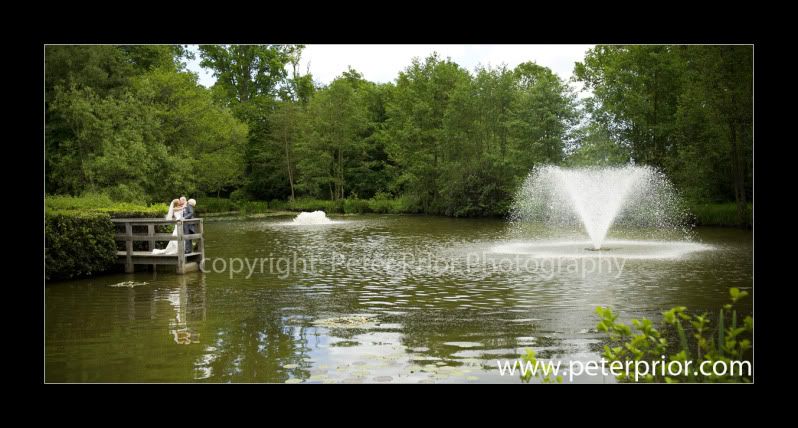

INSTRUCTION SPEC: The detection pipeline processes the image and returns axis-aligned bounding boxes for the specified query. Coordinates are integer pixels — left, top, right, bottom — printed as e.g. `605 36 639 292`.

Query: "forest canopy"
45 45 753 223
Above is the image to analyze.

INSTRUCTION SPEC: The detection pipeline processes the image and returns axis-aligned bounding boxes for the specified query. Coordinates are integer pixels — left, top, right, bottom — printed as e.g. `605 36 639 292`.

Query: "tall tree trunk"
338 147 344 199
284 128 295 201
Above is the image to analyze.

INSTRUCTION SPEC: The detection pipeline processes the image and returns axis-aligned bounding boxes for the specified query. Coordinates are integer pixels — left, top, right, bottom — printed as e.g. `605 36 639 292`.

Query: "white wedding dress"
152 202 183 255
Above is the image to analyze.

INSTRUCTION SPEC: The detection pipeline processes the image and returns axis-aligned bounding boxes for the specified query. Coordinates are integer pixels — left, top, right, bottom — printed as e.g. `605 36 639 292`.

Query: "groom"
180 196 197 254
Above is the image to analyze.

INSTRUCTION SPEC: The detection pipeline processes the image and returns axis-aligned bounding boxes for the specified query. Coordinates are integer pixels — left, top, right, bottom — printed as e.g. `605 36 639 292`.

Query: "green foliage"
46 45 248 203
368 192 413 214
594 288 752 383
194 196 270 215
45 195 172 280
198 45 300 202
198 45 292 104
565 123 631 166
269 197 344 213
689 203 752 227
46 45 751 222
383 56 577 216
195 196 237 214
238 201 270 215
437 159 515 217
575 45 752 224
519 349 563 384
46 194 168 218
45 210 117 281
229 188 253 203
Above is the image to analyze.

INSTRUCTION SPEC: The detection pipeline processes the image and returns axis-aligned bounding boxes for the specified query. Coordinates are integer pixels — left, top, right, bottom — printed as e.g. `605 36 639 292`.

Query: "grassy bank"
198 197 753 227
197 196 417 215
687 202 752 227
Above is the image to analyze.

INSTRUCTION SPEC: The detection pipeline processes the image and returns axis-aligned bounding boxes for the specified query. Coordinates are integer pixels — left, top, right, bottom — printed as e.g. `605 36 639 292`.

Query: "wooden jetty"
111 218 205 274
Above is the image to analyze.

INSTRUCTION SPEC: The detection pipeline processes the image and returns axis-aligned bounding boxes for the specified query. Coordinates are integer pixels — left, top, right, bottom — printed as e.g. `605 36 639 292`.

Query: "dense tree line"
45 45 752 222
574 45 753 224
45 45 248 202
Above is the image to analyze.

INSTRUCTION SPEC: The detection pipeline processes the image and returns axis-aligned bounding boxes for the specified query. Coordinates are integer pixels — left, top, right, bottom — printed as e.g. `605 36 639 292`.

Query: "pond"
45 214 752 383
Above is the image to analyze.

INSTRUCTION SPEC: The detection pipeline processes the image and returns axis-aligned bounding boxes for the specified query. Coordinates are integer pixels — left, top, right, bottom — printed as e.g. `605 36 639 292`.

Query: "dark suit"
183 204 196 253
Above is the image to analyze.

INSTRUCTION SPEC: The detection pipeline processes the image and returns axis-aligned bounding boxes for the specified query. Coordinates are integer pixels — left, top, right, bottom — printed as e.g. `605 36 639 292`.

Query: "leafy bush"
689 203 752 227
344 198 372 214
46 194 167 218
103 184 150 205
437 160 514 217
239 201 269 214
195 196 236 214
229 188 253 203
270 198 344 213
366 192 413 214
594 287 752 383
45 195 169 280
45 210 117 281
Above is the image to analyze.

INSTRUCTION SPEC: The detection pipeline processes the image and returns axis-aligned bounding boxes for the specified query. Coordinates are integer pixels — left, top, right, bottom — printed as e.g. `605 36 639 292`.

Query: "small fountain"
292 210 334 225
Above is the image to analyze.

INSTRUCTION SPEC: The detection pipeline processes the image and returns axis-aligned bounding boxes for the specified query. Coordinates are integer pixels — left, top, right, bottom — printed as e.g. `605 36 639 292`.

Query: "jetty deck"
111 218 205 274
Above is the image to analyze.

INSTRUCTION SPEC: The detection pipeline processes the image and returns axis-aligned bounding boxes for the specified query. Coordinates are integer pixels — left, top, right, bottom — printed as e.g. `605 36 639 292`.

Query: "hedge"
45 210 117 281
45 195 169 281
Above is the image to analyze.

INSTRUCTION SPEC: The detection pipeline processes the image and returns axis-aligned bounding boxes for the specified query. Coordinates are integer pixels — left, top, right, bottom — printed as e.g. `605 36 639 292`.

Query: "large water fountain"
497 165 710 259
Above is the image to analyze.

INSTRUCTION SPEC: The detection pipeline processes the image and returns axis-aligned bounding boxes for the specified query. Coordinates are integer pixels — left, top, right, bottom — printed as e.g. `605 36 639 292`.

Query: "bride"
152 199 184 255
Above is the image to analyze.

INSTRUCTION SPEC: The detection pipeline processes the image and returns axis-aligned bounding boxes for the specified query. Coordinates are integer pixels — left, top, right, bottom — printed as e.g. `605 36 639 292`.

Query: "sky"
185 44 594 92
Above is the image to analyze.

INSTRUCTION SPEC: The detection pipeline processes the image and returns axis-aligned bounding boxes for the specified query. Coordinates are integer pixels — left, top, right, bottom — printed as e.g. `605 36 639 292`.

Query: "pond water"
45 214 752 383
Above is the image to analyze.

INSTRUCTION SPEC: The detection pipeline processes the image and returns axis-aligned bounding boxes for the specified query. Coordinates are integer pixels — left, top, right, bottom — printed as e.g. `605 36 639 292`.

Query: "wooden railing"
110 218 205 274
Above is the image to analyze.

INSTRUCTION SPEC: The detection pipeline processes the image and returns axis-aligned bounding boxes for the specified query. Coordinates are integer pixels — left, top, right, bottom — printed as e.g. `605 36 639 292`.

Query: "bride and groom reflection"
161 273 206 345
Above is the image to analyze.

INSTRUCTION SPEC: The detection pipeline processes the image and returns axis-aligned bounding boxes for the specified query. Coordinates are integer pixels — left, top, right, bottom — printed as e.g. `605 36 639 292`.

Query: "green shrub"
195 197 236 214
45 195 169 280
45 210 117 281
689 203 752 227
239 200 269 214
437 160 514 217
366 193 414 214
593 287 752 383
46 194 167 218
344 198 372 214
230 188 253 203
271 198 344 213
103 184 149 205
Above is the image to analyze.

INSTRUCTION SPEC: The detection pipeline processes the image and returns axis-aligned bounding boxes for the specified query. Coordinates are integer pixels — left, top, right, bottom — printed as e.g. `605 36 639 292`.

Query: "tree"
675 46 752 224
385 54 471 212
45 46 248 202
574 45 753 225
574 46 682 168
509 61 579 170
198 44 299 200
268 101 305 200
300 72 368 199
198 45 293 106
566 123 631 166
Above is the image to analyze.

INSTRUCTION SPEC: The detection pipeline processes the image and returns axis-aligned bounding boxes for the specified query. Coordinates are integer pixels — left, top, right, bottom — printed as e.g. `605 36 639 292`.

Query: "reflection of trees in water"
45 272 210 382
399 311 533 361
190 278 360 382
197 308 311 382
391 282 574 363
